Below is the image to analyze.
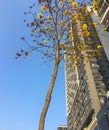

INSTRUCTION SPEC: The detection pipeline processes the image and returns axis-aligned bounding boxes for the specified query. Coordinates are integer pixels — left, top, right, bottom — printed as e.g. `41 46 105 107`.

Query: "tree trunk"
38 49 60 130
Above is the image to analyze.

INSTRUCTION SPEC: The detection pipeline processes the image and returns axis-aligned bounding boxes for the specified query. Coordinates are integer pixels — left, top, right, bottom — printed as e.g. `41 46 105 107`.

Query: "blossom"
72 1 78 10
78 13 83 21
92 22 97 27
59 43 64 48
82 4 87 12
82 24 88 30
94 50 99 55
40 19 44 23
82 31 90 37
44 40 48 44
37 13 43 19
93 1 99 11
58 21 63 25
68 29 72 33
73 63 78 67
59 0 63 5
41 5 47 11
97 45 102 49
63 21 67 26
47 15 52 20
72 1 78 7
72 14 78 20
77 44 86 50
73 56 80 61
63 10 70 15
68 56 71 59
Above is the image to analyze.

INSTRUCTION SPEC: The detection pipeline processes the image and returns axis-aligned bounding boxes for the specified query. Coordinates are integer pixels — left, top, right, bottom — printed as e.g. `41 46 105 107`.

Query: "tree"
16 0 102 130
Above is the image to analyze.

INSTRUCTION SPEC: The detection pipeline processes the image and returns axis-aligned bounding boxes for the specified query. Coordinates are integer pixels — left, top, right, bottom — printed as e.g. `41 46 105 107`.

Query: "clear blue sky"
0 0 67 130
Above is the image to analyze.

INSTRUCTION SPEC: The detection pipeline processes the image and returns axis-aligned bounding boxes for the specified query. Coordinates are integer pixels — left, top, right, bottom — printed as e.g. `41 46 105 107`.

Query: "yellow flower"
73 56 80 61
58 21 63 25
82 31 90 37
93 1 99 11
63 10 70 15
37 13 43 19
41 5 47 11
73 63 78 67
82 5 87 12
82 24 88 30
47 15 52 20
72 1 78 10
40 19 44 23
94 49 99 55
92 22 97 27
72 14 78 20
63 21 67 26
44 40 48 44
78 13 83 21
77 44 86 50
71 13 74 17
59 43 64 48
93 1 98 6
59 0 63 5
72 1 78 6
97 45 102 49
68 56 71 59
68 29 72 33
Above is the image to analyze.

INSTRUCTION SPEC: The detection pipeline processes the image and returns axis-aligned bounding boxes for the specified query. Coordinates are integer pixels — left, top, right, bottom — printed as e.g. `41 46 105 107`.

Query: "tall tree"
16 0 101 130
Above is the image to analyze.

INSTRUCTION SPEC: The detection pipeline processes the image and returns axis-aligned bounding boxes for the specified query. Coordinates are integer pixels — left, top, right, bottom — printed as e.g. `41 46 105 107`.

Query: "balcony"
105 19 109 31
99 0 108 16
78 108 93 130
83 116 98 130
100 6 109 24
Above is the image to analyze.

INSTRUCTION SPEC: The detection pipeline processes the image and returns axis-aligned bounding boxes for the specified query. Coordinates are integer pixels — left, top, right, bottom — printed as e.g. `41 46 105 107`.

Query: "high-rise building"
57 125 67 130
65 4 109 130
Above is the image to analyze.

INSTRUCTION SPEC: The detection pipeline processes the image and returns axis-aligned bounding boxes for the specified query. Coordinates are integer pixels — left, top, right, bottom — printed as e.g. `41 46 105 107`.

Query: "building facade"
57 125 67 130
65 4 109 130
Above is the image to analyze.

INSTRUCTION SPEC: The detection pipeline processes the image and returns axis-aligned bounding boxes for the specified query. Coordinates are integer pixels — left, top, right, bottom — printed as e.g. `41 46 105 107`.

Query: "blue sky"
0 0 66 130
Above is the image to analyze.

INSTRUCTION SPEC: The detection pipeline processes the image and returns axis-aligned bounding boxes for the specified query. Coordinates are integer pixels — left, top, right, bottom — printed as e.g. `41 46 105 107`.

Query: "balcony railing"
99 1 108 16
78 108 93 130
100 6 109 24
105 20 109 31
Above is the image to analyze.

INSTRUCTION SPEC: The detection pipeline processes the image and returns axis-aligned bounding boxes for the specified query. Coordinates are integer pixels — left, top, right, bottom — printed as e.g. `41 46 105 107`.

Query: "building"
57 125 67 130
99 0 109 31
65 3 109 130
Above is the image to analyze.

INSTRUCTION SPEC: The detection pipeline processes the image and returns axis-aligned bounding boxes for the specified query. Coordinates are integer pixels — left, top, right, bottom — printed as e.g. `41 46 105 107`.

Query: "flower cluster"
37 13 43 19
72 1 78 10
82 24 90 37
92 1 99 12
41 5 47 11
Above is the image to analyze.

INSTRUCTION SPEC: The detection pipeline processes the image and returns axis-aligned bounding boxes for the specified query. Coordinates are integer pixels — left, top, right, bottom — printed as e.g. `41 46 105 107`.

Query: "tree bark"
38 49 60 130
